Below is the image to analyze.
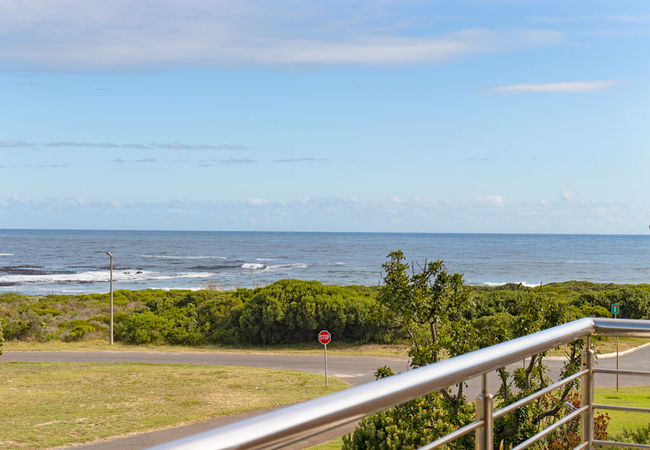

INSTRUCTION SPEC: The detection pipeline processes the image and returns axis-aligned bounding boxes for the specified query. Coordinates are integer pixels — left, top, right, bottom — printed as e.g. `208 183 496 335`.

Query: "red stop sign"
318 330 331 345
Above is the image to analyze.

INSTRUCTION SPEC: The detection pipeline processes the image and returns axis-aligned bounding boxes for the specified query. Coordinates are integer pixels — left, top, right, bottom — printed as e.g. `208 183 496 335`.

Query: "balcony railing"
149 318 650 450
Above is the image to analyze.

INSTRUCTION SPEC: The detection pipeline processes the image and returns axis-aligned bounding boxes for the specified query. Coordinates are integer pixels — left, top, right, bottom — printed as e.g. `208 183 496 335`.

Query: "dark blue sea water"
0 230 649 295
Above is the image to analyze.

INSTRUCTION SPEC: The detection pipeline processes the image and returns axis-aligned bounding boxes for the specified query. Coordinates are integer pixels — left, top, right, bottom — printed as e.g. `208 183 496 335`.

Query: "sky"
0 0 648 234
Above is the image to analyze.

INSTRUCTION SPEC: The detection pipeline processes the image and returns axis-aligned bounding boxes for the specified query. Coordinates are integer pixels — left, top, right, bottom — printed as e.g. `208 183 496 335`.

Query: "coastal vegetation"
0 280 395 347
342 251 647 450
1 278 648 349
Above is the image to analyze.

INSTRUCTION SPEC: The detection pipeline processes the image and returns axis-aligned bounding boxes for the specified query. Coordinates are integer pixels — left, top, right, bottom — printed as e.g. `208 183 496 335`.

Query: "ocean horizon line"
1 228 649 237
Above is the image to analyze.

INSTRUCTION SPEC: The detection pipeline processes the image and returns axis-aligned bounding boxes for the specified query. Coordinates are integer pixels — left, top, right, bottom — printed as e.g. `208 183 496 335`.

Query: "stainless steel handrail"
148 318 650 450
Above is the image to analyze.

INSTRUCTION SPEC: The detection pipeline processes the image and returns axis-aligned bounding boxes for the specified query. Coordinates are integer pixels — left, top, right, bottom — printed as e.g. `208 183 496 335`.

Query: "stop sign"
318 330 331 345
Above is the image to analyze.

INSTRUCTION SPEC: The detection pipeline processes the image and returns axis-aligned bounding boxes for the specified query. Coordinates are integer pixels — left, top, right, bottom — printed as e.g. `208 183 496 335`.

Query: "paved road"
4 350 409 386
3 347 650 449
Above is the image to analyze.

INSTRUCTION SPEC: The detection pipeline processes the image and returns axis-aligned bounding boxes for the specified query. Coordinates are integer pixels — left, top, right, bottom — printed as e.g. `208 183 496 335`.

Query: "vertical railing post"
581 336 595 450
475 374 493 450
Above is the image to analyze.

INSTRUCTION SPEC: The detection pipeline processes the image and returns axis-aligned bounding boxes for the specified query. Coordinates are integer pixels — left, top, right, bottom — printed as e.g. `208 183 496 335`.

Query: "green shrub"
31 308 63 317
66 324 96 341
58 320 97 341
196 291 243 344
116 312 172 345
4 319 32 340
618 423 650 444
343 392 474 449
237 280 393 345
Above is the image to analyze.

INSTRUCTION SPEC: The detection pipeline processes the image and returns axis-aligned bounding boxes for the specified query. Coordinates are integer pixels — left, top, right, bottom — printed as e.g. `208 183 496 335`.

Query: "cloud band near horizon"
491 80 623 93
0 140 247 150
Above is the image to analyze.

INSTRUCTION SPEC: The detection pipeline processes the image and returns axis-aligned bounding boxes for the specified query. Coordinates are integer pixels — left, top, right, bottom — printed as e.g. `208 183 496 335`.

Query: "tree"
378 251 474 403
345 251 598 449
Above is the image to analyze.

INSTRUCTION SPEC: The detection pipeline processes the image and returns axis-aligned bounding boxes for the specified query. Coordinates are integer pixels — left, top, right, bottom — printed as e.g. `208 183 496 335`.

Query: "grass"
546 337 649 358
308 437 343 449
0 361 349 449
595 386 650 437
594 337 649 355
4 339 409 358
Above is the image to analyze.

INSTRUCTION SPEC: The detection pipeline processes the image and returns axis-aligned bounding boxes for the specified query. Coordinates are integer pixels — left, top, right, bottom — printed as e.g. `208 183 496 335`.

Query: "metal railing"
149 318 650 450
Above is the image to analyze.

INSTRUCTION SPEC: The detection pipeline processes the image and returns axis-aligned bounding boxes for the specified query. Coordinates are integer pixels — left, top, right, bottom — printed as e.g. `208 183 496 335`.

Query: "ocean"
0 230 649 295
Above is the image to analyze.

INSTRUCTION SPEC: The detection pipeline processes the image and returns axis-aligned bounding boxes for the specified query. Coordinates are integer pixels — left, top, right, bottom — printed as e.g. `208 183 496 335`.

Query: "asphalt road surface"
4 346 650 449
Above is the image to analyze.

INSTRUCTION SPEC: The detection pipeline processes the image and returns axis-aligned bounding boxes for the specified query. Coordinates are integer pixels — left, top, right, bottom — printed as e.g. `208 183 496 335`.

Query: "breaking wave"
0 270 215 286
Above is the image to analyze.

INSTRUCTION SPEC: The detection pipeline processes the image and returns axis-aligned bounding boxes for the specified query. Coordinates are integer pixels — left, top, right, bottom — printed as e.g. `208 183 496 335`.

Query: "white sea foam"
483 281 540 288
255 258 274 261
0 253 13 256
0 270 215 285
159 286 203 291
242 263 265 270
141 255 226 259
156 272 215 279
262 263 308 272
335 262 345 265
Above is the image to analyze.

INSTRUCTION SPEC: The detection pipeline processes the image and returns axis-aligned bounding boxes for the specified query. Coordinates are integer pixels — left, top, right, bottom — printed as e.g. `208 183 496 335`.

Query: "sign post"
318 330 331 387
611 303 620 390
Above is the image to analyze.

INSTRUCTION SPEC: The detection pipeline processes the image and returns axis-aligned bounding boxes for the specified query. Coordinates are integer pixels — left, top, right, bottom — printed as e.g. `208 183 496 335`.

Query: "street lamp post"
106 252 113 345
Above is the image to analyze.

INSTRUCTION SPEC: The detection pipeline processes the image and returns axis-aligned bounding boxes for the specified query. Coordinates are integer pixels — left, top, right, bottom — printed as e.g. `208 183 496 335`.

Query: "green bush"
58 320 97 341
66 324 96 341
237 280 393 345
618 423 650 444
31 308 63 316
116 312 172 345
195 291 243 344
4 318 33 340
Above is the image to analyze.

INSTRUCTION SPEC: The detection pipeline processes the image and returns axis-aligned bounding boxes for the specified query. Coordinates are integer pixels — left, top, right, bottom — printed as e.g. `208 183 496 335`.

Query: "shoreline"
1 278 648 297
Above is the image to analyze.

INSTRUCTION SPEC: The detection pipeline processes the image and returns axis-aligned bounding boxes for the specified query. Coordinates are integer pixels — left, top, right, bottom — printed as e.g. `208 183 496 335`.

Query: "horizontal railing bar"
149 318 650 450
593 318 650 338
416 420 484 450
494 369 587 420
149 318 598 450
594 368 650 377
594 440 650 449
510 406 588 450
594 404 650 414
573 441 589 450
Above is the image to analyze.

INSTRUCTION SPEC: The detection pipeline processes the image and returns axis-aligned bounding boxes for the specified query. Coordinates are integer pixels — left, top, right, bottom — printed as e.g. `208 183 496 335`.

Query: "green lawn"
0 362 349 449
309 437 343 449
595 386 650 437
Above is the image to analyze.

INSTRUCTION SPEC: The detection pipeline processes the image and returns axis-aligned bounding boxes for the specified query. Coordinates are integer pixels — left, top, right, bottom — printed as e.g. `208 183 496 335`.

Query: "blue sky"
1 0 648 233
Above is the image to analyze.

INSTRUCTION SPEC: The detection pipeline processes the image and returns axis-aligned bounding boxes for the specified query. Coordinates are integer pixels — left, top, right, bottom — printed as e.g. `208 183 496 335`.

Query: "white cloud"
491 80 623 93
535 14 650 24
42 140 246 150
0 194 642 233
475 195 508 206
561 188 577 201
0 0 564 72
246 197 269 206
